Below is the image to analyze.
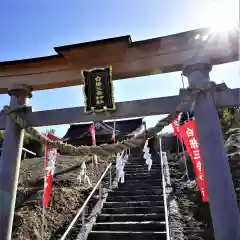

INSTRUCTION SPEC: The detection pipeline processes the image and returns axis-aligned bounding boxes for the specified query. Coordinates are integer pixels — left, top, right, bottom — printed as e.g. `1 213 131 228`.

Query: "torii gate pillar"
0 84 32 240
183 57 240 240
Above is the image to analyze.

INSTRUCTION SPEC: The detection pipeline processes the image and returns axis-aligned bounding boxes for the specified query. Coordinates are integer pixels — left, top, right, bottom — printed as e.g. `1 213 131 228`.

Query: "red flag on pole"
111 121 116 142
89 124 98 170
171 117 182 143
89 124 96 145
179 119 208 202
43 147 57 207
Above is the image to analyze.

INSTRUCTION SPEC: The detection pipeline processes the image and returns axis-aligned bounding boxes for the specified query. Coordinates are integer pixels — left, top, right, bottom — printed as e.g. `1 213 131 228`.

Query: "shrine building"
61 118 145 146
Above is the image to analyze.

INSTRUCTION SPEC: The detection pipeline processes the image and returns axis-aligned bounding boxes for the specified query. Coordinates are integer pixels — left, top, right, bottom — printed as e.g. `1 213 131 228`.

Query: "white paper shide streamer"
116 151 127 183
77 161 92 187
143 139 152 171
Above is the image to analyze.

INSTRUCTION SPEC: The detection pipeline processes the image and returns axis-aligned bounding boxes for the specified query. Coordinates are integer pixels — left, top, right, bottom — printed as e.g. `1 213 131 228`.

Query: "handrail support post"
81 207 85 240
60 163 112 240
109 164 112 190
99 184 102 214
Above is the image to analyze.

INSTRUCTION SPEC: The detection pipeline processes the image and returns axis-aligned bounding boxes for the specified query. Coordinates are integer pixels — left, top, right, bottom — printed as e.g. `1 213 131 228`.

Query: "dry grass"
13 155 111 240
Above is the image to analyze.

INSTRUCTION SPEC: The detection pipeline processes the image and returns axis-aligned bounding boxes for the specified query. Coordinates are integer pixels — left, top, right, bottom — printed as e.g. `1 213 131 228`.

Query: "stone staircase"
87 149 167 240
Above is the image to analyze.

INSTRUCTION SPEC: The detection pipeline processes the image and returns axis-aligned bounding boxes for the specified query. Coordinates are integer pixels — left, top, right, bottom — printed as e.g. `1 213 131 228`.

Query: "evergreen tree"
0 131 44 159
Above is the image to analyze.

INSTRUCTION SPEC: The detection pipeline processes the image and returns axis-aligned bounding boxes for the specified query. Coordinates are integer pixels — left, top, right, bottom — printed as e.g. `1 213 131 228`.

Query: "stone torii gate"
0 27 239 240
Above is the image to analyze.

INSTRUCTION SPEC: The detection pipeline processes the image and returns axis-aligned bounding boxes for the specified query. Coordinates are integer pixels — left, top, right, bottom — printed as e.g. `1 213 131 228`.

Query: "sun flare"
205 0 239 33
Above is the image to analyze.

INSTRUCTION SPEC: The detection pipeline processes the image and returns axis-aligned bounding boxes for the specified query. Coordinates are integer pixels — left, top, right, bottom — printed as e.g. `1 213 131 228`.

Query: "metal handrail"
159 137 170 240
0 147 36 156
60 162 113 240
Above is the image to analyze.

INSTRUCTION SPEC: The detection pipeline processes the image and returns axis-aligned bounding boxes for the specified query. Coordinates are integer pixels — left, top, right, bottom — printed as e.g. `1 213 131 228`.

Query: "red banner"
171 117 183 143
89 125 96 145
171 118 180 137
43 147 57 207
179 120 208 202
89 124 98 170
111 121 116 142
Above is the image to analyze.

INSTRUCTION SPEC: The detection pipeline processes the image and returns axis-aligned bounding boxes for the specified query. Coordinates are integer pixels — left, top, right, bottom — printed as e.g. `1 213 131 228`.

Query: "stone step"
124 174 161 181
128 156 147 159
124 165 160 171
108 188 163 196
92 221 166 232
117 182 162 190
102 206 165 214
119 178 162 183
127 158 144 162
128 156 144 159
125 162 151 166
120 178 162 184
128 161 160 164
107 194 163 202
104 200 164 208
128 159 146 162
128 156 157 159
124 169 161 174
125 171 161 176
124 168 160 173
126 161 152 166
97 213 166 222
86 154 168 240
88 231 167 240
125 163 161 167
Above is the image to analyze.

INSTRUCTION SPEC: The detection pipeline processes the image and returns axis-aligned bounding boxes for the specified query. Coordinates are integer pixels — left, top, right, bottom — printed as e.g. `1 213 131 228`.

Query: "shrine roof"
61 118 143 141
0 27 238 94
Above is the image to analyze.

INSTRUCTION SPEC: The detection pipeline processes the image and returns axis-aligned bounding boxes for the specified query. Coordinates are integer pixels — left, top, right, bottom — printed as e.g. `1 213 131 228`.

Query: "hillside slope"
13 155 111 240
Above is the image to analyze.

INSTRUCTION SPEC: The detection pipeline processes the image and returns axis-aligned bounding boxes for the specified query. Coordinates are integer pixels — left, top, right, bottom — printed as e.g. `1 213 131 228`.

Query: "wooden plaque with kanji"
82 66 116 113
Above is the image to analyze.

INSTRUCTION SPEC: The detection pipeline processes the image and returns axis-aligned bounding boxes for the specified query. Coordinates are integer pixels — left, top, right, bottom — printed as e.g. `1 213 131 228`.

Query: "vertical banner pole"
176 136 190 181
180 137 190 181
90 122 98 173
171 117 189 181
42 141 48 240
112 120 116 143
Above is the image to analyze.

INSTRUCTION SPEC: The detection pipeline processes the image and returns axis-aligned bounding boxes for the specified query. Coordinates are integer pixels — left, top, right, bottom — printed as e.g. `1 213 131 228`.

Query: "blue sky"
0 0 239 137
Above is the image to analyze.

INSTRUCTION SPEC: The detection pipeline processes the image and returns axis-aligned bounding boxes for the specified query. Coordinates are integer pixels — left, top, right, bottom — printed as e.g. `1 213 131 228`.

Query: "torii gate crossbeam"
0 88 239 129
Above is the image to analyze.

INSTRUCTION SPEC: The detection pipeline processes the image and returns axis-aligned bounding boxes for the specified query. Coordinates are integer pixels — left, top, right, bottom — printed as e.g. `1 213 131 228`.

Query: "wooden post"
183 57 240 240
0 85 32 240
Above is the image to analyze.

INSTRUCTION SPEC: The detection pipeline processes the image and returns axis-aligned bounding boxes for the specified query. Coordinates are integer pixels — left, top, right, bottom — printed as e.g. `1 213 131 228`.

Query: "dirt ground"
13 155 111 240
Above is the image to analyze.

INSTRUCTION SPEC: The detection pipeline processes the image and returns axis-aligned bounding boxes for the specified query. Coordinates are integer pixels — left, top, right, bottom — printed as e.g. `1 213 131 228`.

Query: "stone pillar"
0 85 32 240
183 57 240 240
